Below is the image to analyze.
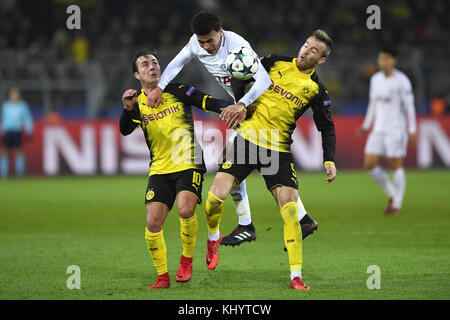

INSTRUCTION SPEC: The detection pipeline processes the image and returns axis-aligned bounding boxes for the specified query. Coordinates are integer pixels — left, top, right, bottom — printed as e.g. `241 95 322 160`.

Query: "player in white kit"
147 11 319 246
357 48 416 215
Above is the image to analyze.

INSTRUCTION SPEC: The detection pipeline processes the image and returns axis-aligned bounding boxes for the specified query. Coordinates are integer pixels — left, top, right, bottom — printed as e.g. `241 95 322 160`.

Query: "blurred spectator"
71 34 90 64
1 87 34 179
0 0 449 119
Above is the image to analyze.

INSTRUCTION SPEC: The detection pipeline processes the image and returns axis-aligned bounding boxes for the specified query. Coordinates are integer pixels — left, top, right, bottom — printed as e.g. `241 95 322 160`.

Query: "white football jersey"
157 29 271 107
362 69 416 134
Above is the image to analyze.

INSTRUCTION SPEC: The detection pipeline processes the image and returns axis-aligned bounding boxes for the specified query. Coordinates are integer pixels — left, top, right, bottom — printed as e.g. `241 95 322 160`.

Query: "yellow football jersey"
234 54 335 162
120 83 230 175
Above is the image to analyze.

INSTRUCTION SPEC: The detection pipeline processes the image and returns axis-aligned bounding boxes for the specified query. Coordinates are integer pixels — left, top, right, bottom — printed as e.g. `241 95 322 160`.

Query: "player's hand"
122 89 137 111
220 102 245 123
356 126 367 137
324 162 337 184
246 104 257 119
408 133 417 148
147 86 162 107
225 109 246 129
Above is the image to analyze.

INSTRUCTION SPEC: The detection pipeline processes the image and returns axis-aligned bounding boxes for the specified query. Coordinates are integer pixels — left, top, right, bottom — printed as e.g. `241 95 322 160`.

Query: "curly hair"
190 11 221 35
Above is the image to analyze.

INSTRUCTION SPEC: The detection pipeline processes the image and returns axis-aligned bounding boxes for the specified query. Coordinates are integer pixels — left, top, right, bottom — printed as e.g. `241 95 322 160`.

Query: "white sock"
208 231 220 241
392 167 406 209
290 270 302 280
230 180 252 226
370 166 396 198
297 195 307 221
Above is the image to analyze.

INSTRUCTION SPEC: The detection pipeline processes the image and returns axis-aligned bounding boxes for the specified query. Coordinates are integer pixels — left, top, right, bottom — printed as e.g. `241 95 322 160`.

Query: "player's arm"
310 86 337 183
401 75 417 145
148 42 195 107
165 83 233 114
120 89 141 136
236 58 271 108
22 102 34 136
357 77 375 137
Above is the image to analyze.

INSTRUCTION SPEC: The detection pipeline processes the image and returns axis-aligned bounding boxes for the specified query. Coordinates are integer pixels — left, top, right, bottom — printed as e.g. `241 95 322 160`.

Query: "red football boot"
385 207 402 216
206 233 222 270
148 272 170 290
175 255 193 282
384 198 393 214
290 277 311 290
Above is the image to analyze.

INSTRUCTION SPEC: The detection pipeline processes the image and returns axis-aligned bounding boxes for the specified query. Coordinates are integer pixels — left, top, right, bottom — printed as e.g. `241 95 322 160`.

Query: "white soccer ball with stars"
225 47 259 80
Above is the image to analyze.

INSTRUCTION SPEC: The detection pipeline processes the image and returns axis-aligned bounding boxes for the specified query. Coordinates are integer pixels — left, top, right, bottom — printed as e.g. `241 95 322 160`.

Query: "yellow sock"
280 202 302 272
205 191 224 236
180 213 199 258
144 228 168 275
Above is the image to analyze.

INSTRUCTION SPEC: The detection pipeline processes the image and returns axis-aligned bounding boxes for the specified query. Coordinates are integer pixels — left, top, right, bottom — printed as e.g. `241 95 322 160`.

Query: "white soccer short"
364 131 408 158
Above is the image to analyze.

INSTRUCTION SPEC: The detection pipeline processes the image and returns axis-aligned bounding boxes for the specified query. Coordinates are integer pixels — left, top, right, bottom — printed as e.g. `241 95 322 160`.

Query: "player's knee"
178 206 195 220
209 175 232 200
146 211 164 232
146 221 163 233
275 187 298 209
389 159 403 170
364 160 376 170
205 191 224 214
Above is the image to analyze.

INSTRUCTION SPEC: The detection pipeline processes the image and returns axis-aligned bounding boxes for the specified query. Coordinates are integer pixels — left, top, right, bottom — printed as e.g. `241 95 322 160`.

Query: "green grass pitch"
0 170 449 300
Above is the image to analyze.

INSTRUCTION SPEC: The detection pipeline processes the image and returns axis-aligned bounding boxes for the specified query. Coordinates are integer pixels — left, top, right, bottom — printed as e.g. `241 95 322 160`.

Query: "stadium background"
0 0 449 175
0 0 449 302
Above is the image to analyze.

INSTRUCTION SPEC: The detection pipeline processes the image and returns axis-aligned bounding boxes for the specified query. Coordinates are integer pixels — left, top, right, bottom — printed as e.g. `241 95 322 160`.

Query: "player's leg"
144 174 175 289
1 132 14 179
365 153 396 211
385 131 408 215
1 148 9 179
222 179 257 246
223 131 256 246
297 194 318 240
271 186 309 290
204 172 235 269
15 149 25 178
364 132 396 211
264 152 309 290
145 202 170 289
387 157 405 215
228 180 255 230
12 132 25 178
174 169 204 282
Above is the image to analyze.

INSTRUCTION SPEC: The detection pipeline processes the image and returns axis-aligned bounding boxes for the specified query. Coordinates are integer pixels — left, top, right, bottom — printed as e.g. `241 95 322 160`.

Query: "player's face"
296 36 327 71
196 29 223 55
134 54 161 86
377 52 396 73
9 88 20 102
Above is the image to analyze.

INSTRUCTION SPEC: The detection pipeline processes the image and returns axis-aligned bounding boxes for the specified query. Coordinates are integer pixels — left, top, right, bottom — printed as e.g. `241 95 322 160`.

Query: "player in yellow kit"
120 51 233 289
206 30 337 290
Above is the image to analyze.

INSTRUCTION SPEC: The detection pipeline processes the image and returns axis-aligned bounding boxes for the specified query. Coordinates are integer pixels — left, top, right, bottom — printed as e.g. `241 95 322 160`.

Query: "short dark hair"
191 11 221 35
311 29 333 57
380 47 397 58
131 51 158 73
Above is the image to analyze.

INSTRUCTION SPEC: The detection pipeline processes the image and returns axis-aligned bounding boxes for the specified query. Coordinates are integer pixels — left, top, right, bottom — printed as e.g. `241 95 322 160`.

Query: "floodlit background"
0 0 449 301
0 0 449 175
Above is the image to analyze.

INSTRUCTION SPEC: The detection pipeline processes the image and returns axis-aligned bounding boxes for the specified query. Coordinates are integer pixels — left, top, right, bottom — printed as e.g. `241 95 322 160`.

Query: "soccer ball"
225 47 259 80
